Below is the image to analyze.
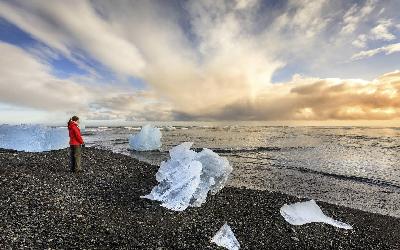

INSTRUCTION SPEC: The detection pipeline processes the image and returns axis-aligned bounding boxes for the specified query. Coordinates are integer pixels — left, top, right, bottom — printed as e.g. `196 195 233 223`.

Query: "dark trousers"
69 145 82 172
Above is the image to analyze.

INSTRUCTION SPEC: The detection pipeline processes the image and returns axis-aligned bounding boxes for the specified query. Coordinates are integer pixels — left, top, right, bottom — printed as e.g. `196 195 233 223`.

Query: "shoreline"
88 144 400 218
0 147 399 249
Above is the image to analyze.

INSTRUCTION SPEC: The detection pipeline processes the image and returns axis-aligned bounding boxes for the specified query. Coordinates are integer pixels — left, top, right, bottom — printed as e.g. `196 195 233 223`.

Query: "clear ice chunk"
129 124 162 151
142 142 233 211
0 124 69 152
211 223 240 250
280 200 353 229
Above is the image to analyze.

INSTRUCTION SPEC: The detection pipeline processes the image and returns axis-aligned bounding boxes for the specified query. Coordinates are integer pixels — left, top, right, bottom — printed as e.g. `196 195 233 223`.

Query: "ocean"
83 124 400 217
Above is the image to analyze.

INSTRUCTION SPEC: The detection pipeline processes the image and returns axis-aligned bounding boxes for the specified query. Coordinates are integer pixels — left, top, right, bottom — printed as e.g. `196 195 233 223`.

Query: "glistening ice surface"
83 124 400 217
0 124 68 152
142 142 232 211
211 223 240 250
129 124 161 151
280 200 353 229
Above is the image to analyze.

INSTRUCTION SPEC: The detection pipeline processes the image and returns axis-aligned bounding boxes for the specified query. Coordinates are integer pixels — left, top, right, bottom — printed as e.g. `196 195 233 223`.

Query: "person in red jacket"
68 116 84 173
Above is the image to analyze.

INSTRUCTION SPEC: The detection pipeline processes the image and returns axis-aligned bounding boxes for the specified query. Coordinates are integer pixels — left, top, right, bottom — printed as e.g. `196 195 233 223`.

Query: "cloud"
352 34 367 48
0 0 335 115
179 71 400 121
95 0 287 113
0 42 92 111
234 0 258 10
370 19 396 41
0 41 170 121
351 43 400 60
0 0 145 76
1 40 399 122
341 0 375 34
87 91 173 121
351 18 397 48
273 0 329 39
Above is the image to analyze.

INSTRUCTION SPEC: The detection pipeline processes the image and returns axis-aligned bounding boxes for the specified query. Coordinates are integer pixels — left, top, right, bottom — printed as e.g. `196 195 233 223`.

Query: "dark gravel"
0 147 399 249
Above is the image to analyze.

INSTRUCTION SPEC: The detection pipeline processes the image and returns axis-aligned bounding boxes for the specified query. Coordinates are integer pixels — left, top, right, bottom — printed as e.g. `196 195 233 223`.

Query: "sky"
0 0 399 125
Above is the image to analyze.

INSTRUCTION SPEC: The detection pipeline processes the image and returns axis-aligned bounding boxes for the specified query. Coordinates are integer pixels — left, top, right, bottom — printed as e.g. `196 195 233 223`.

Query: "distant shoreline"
0 147 399 249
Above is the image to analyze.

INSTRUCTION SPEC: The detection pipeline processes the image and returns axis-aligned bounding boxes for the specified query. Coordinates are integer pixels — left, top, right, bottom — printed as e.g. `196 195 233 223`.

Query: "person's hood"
68 121 79 129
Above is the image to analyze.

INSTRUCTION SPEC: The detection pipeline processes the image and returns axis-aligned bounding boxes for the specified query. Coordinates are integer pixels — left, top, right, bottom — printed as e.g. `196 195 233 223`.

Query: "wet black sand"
0 147 399 249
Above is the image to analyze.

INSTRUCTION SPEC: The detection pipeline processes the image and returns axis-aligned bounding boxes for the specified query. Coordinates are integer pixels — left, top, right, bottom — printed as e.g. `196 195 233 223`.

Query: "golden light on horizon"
296 107 314 119
371 108 397 115
342 106 365 116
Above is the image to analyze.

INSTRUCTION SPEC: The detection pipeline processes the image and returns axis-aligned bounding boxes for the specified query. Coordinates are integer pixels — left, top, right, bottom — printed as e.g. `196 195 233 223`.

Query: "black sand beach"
0 147 399 249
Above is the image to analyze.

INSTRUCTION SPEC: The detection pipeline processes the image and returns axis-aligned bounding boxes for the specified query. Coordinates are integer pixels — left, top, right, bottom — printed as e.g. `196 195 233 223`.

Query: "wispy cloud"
340 0 375 34
352 34 367 48
351 18 398 49
0 42 91 111
0 0 145 76
370 19 396 41
352 43 400 60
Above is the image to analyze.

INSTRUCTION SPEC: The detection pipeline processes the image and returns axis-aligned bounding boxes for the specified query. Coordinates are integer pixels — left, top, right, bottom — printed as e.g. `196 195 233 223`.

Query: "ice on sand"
280 200 353 229
211 223 240 250
129 124 162 151
142 142 232 211
0 124 68 152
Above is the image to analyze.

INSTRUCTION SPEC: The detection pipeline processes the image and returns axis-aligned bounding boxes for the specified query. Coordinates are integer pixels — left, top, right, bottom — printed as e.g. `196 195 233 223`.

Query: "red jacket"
68 121 84 145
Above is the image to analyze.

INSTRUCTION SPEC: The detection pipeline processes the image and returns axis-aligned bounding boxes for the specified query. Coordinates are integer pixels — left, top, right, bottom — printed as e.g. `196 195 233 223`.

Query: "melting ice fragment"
211 223 240 250
0 124 68 152
164 126 176 131
129 124 162 151
141 142 232 211
280 200 353 229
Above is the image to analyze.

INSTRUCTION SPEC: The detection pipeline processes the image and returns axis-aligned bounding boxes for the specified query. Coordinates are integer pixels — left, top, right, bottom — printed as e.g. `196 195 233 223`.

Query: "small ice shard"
280 200 353 229
211 223 240 250
129 124 162 151
0 124 69 152
164 126 176 131
141 142 232 211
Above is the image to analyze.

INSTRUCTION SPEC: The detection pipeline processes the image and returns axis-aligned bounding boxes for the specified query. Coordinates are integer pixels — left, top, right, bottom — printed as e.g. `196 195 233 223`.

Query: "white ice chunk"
0 124 69 152
164 126 176 131
211 223 240 250
280 200 353 229
142 142 232 211
129 124 162 151
191 148 232 206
